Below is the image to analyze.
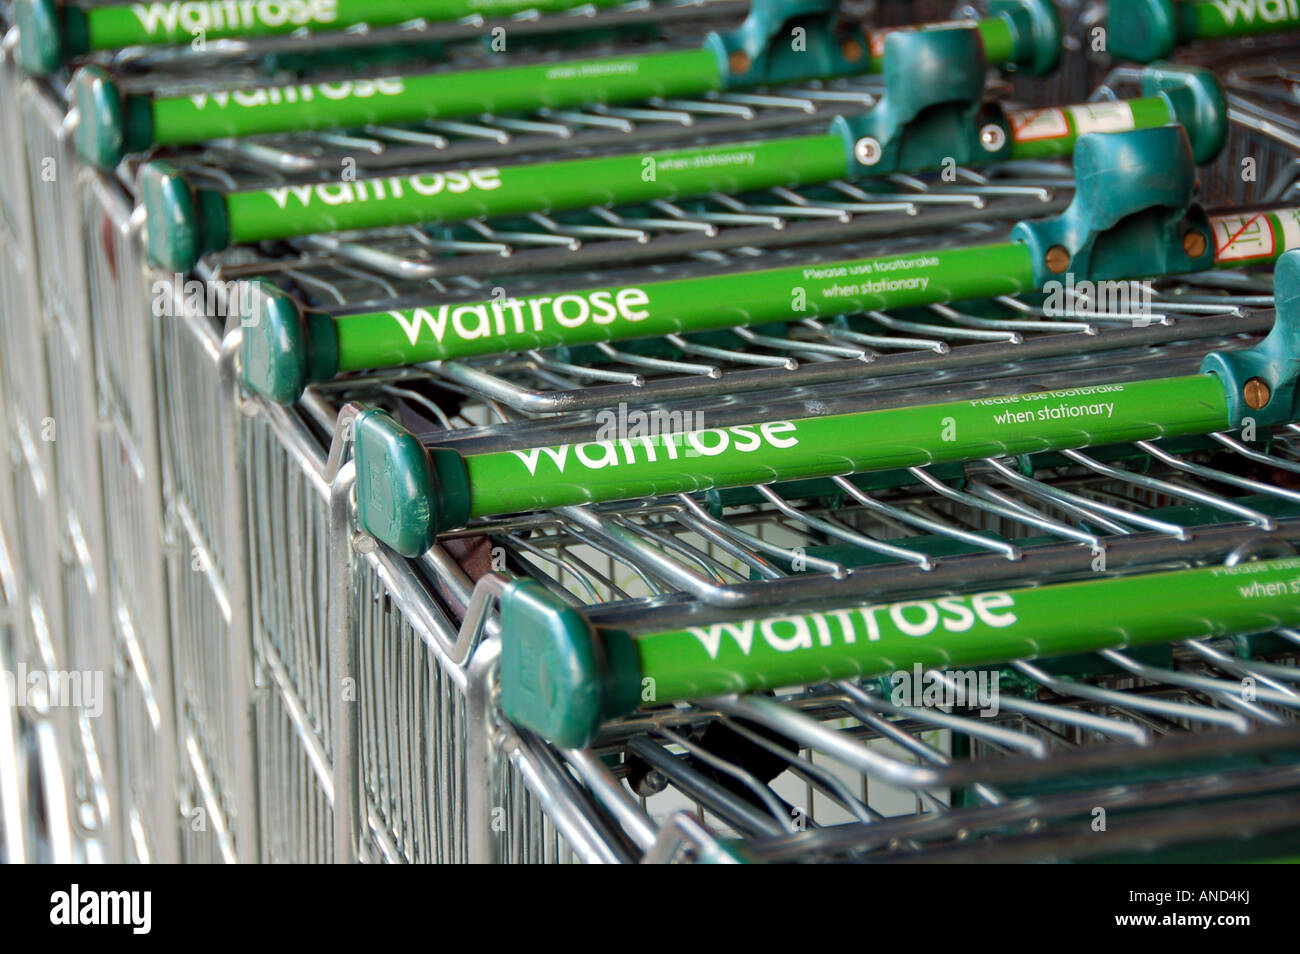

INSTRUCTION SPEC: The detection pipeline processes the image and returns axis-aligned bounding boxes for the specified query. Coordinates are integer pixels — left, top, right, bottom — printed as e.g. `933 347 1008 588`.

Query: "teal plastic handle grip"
1203 248 1300 430
832 26 1012 177
1011 125 1216 288
500 555 1300 747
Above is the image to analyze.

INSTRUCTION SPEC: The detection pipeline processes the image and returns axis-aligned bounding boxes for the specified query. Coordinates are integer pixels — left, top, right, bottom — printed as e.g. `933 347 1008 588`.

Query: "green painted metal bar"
86 0 635 48
71 1 1062 167
1110 0 1300 62
498 555 1300 746
333 242 1036 370
222 133 852 243
209 93 1180 245
13 0 704 73
462 373 1230 516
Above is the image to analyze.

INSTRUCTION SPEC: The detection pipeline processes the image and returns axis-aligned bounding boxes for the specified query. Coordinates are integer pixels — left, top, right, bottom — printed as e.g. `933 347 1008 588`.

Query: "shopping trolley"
13 0 757 77
134 53 1224 273
65 0 1061 170
54 4 1080 862
334 243 1300 861
3 12 118 861
315 128 1299 859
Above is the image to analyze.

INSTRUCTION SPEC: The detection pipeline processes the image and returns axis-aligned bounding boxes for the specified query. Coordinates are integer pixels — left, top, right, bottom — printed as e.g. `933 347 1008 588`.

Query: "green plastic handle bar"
70 0 1061 166
1109 0 1300 62
15 0 638 73
237 125 1262 405
348 245 1300 556
498 554 1300 747
141 61 1226 269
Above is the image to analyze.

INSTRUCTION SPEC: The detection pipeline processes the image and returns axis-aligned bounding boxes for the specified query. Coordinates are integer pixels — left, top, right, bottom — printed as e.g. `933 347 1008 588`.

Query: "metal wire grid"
596 681 1300 862
3 25 112 861
154 300 248 862
1177 45 1300 208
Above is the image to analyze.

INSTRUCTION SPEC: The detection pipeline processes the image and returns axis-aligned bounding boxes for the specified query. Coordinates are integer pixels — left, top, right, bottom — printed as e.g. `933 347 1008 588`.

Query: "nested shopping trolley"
17 0 809 863
3 7 126 862
151 117 1298 861
333 225 1300 861
123 69 1085 864
8 0 1300 862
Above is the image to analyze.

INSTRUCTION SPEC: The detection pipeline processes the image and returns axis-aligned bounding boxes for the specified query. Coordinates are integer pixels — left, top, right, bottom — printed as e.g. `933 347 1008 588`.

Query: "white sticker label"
1009 108 1070 141
1069 101 1136 135
1211 212 1276 261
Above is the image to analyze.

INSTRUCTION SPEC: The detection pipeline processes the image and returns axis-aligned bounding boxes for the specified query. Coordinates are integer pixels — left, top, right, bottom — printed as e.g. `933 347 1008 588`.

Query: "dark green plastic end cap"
139 160 202 271
1202 249 1300 430
990 0 1062 76
1144 63 1228 165
1107 0 1179 63
14 0 61 75
1012 126 1214 288
499 580 608 749
353 408 470 556
240 282 339 404
72 65 129 169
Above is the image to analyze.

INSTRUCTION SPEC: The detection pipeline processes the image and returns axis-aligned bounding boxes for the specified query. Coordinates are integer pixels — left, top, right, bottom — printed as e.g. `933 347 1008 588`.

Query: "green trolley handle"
348 239 1300 557
139 58 1227 271
239 125 1272 406
15 0 641 74
497 554 1300 747
68 0 1062 168
1109 0 1300 63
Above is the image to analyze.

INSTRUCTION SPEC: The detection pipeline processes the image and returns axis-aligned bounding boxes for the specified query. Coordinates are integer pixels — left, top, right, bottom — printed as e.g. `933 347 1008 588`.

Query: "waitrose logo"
686 591 1019 659
509 421 800 476
1208 0 1300 24
186 76 404 110
264 168 501 210
390 287 651 348
132 0 338 34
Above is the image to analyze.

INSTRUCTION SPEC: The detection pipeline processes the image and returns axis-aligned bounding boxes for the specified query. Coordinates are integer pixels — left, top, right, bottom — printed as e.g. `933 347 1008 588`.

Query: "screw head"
1243 377 1271 410
979 123 1007 152
841 38 864 62
854 136 882 166
1182 229 1208 258
1045 245 1071 274
728 50 750 75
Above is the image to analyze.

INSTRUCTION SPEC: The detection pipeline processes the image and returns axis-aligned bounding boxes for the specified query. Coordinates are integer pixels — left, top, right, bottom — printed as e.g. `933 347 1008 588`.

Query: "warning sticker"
1211 212 1276 262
